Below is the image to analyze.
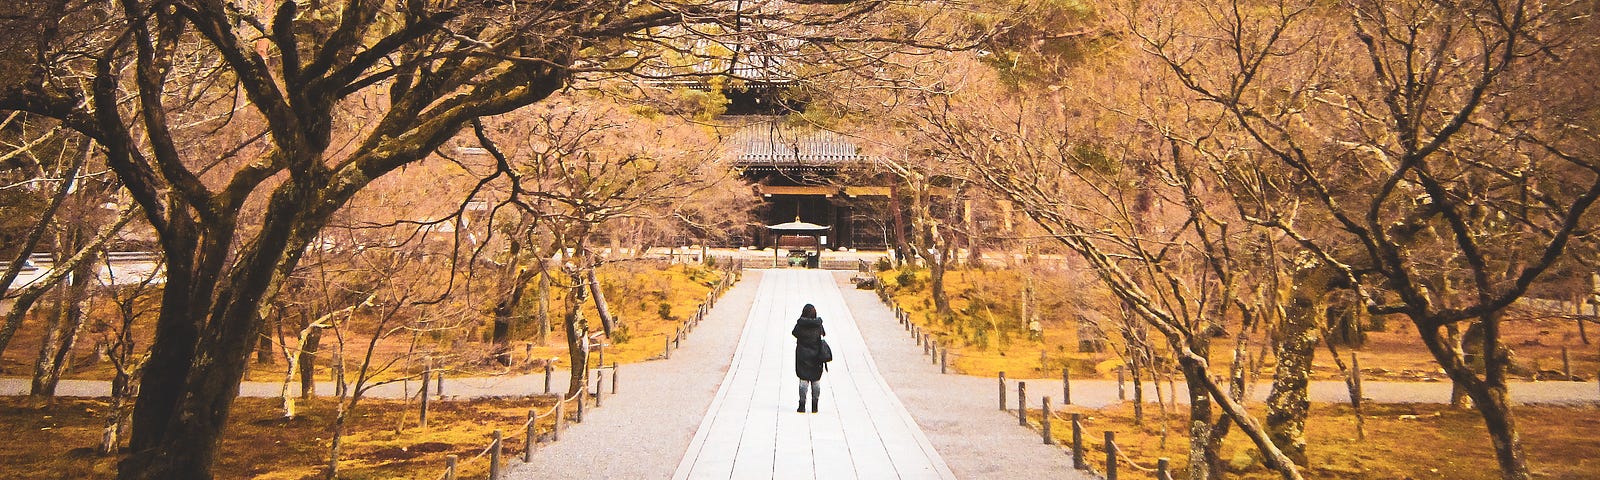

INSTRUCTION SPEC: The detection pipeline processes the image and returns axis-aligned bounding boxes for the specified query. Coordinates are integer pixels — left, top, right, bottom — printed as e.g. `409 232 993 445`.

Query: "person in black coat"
792 304 827 413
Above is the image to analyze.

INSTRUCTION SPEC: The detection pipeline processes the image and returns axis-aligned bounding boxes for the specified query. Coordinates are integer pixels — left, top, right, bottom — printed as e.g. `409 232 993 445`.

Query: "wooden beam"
756 185 840 196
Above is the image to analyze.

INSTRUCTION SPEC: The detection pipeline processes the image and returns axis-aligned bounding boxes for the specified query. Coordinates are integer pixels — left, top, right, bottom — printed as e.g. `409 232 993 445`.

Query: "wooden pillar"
939 346 947 374
490 430 503 480
1104 431 1118 480
998 372 1007 411
1017 381 1028 426
524 410 536 462
1062 367 1072 405
444 454 457 480
1041 396 1053 444
1071 413 1085 470
553 401 564 441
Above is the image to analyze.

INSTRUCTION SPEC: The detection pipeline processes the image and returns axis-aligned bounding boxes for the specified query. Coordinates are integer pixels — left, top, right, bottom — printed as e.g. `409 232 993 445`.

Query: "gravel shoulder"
505 270 764 480
834 271 1096 480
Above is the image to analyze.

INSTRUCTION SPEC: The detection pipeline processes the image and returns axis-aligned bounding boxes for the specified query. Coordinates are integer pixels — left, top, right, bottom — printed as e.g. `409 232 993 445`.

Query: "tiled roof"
729 122 867 166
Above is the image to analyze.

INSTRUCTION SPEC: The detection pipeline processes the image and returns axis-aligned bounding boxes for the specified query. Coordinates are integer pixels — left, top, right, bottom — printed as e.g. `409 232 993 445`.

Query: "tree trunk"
1265 281 1320 465
255 312 277 365
1131 354 1145 426
31 245 97 397
1419 320 1530 480
1180 361 1218 480
121 184 309 479
888 184 909 267
299 327 321 400
536 266 551 346
588 268 615 335
326 406 348 479
928 257 950 314
964 199 981 265
564 267 590 396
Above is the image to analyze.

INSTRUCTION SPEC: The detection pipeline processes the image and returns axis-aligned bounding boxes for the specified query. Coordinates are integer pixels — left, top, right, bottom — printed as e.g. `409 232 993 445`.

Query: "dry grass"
878 267 1121 380
0 395 567 480
1043 402 1600 479
879 266 1600 382
3 262 732 385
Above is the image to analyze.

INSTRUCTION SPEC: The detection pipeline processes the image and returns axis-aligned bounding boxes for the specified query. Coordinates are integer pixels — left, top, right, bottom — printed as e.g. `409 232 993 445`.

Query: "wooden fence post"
597 343 604 368
576 387 585 423
665 337 672 359
1062 367 1072 405
594 370 604 407
444 454 457 480
939 346 947 374
554 401 564 441
612 362 619 394
544 364 553 395
1042 396 1053 444
436 372 444 396
1071 413 1085 470
524 410 536 462
998 371 1007 411
420 370 431 429
1018 381 1028 426
1105 431 1118 480
1157 458 1172 480
490 430 503 480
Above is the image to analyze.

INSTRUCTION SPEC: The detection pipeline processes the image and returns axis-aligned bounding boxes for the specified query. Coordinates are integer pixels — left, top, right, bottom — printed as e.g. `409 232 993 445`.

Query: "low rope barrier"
1041 410 1168 476
428 266 743 479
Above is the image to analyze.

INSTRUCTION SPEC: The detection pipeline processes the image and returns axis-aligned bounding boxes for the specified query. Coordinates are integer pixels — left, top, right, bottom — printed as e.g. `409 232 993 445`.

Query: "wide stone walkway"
672 269 955 480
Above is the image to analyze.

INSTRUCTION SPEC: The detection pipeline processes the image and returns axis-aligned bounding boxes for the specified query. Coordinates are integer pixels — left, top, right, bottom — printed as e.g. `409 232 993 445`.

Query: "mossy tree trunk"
1265 282 1319 465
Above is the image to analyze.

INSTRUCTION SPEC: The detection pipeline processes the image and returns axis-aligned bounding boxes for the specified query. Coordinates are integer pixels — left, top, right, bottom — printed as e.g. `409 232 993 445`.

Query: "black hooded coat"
792 316 827 381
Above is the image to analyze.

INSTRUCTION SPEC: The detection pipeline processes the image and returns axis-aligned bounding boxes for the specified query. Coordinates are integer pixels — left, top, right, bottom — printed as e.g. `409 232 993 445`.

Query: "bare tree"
1 0 989 476
1120 1 1600 477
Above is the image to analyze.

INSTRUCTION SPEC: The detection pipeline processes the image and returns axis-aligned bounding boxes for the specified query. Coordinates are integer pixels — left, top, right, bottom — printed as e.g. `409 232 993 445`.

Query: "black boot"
798 399 806 413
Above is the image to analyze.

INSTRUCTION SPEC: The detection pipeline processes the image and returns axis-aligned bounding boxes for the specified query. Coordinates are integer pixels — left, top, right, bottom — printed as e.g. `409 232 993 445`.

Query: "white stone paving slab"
672 269 956 480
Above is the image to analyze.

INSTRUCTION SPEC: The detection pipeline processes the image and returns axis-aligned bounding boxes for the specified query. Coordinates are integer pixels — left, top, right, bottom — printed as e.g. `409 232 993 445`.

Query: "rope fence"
874 267 1181 479
426 263 741 480
1035 405 1172 479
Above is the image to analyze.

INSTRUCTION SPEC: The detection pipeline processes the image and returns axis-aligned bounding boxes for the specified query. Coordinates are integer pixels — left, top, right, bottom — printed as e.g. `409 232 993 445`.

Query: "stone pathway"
672 269 954 480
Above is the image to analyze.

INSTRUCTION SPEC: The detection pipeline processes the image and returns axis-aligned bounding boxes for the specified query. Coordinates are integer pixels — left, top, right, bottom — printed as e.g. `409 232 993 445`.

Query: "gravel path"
504 270 765 480
834 272 1096 480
